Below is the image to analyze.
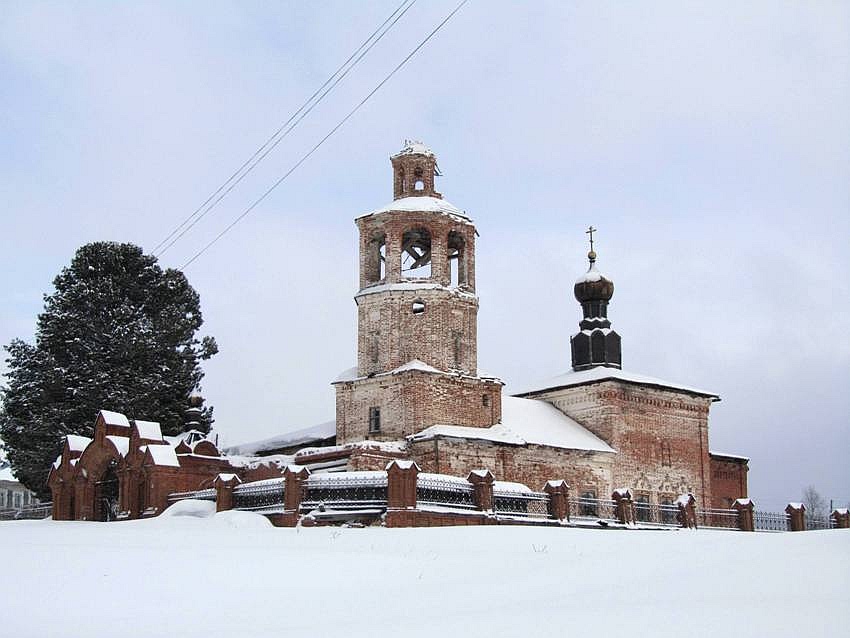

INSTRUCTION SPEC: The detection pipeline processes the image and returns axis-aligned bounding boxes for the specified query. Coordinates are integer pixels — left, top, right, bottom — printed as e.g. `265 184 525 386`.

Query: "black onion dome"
574 251 614 303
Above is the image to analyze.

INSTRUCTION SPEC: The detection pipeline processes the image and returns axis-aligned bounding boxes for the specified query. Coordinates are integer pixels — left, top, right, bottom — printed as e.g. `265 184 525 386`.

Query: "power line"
180 0 469 270
151 0 417 257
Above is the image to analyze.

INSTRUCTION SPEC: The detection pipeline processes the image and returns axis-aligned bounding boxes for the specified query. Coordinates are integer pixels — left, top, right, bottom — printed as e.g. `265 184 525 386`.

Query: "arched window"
447 231 466 286
401 227 432 278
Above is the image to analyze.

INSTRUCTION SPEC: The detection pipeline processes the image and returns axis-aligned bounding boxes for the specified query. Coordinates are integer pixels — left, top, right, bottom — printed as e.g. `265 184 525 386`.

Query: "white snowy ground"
1 502 847 638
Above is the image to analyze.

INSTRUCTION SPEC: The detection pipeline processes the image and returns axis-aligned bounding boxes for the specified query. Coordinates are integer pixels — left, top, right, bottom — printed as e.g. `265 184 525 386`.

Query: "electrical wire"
151 0 416 257
179 0 469 270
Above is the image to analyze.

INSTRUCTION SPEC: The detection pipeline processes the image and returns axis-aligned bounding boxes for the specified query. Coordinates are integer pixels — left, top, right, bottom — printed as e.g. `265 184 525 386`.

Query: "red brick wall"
709 455 748 508
527 381 714 507
335 370 502 444
408 439 614 495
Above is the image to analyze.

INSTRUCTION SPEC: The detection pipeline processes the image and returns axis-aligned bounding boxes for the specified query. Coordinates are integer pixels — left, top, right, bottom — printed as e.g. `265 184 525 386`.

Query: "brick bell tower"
333 141 502 444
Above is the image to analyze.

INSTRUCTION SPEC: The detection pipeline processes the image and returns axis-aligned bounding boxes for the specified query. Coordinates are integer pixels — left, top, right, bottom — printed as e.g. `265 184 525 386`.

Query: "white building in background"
1 460 40 514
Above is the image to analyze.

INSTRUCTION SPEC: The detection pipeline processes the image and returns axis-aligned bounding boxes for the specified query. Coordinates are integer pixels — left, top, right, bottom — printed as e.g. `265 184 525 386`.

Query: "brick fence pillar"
785 503 806 531
732 498 755 532
283 465 311 514
214 473 242 512
831 508 849 529
612 488 635 525
467 469 495 512
543 479 570 522
386 460 419 509
676 493 697 529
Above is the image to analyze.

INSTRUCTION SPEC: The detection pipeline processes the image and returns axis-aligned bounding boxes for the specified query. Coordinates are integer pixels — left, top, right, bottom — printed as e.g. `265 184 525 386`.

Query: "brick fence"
167 463 850 532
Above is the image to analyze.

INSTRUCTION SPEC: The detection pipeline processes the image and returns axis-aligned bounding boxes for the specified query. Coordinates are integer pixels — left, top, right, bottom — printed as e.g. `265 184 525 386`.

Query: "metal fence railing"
301 472 387 512
233 478 285 512
754 510 788 532
568 497 617 522
634 502 680 527
0 503 52 521
492 488 549 519
416 474 477 510
168 488 215 503
697 508 740 530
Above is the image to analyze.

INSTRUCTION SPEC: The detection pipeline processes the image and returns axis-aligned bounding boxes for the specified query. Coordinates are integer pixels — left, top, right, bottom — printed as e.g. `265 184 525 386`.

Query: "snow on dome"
98 410 130 428
145 445 180 467
575 263 606 285
105 435 130 457
66 434 92 453
359 196 470 222
133 420 163 441
393 140 434 157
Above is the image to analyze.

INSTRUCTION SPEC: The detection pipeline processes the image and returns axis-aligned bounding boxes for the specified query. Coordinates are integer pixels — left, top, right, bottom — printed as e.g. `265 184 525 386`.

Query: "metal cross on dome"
586 225 596 252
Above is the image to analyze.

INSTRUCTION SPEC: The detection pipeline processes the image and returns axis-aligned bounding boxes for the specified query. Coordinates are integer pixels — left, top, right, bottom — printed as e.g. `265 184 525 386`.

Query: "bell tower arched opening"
448 231 467 287
401 227 432 279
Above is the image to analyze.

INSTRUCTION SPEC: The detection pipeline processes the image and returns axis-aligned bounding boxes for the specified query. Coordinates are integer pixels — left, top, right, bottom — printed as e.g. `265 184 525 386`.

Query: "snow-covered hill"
2 503 846 637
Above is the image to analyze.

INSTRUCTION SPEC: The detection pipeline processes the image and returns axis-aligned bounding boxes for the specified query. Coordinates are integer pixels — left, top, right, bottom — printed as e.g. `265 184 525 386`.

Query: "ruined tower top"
391 140 442 200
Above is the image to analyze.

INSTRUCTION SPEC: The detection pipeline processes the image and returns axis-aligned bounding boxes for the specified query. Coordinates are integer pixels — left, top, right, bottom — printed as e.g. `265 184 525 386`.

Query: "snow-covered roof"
144 445 180 467
105 435 130 457
334 359 500 385
98 410 130 428
226 420 336 456
409 423 524 446
358 196 471 223
512 366 719 400
354 281 477 300
409 396 614 453
66 434 92 453
133 420 163 441
501 396 614 452
709 450 749 461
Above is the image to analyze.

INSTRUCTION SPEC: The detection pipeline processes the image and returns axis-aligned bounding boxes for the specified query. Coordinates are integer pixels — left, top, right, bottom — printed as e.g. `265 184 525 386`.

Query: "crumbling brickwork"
335 369 502 444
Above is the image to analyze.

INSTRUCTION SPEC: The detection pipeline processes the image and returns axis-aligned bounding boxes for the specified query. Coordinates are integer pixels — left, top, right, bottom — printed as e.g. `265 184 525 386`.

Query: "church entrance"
95 463 120 522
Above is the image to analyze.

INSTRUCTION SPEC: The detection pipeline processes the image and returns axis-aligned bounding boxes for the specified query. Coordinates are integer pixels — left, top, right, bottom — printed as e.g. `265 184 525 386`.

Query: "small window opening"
580 490 597 516
661 442 672 467
453 331 462 368
414 180 424 191
412 300 426 315
366 233 386 283
368 406 381 434
635 494 651 522
482 394 490 407
401 227 432 278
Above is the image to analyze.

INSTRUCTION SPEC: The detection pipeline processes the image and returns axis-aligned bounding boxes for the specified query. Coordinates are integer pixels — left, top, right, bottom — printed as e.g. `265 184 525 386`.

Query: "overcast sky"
2 1 848 511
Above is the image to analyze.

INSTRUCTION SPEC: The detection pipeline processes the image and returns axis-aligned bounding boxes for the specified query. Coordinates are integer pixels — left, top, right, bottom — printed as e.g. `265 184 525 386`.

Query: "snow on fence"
168 488 215 503
0 502 52 521
416 474 476 510
164 473 847 533
301 472 386 512
233 478 286 513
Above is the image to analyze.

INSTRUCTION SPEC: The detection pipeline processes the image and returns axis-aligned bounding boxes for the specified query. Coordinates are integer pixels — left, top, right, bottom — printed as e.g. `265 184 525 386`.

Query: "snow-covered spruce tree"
0 242 217 498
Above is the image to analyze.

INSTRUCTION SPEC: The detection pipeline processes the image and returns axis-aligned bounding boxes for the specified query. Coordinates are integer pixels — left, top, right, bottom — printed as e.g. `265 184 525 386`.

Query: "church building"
49 141 748 522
